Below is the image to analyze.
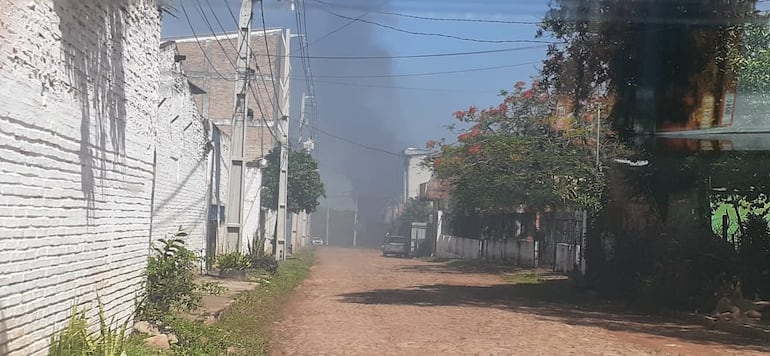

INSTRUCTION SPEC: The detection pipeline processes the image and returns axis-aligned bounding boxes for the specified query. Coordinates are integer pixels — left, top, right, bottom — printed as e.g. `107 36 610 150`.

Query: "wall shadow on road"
393 260 526 275
337 281 770 352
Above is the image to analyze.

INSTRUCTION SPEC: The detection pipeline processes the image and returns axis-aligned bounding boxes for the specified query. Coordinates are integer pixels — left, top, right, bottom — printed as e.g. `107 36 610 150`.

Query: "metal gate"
540 211 586 271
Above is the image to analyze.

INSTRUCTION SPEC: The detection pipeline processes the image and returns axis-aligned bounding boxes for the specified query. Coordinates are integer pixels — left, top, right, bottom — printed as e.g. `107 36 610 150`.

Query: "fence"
436 210 586 273
542 211 586 272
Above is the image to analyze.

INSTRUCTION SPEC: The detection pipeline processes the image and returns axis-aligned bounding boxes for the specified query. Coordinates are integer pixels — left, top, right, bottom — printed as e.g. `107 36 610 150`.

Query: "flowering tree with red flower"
428 81 624 218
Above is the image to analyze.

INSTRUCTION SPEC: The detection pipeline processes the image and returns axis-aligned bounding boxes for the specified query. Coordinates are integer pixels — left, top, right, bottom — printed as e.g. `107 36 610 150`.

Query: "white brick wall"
0 1 160 355
152 43 209 255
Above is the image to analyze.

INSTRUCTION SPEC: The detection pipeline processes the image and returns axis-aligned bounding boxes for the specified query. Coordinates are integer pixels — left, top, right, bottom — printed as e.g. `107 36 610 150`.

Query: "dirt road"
271 248 769 356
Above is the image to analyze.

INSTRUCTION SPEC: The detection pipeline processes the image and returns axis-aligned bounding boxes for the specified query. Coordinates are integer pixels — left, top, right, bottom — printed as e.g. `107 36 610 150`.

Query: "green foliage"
214 252 252 272
431 83 619 215
49 307 91 356
503 272 542 285
159 251 314 355
49 298 130 356
166 317 235 356
139 227 205 322
261 147 326 214
733 23 770 92
248 234 279 274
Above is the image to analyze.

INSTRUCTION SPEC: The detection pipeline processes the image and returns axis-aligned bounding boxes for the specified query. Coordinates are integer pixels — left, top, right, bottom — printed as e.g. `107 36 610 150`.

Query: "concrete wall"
482 239 537 268
436 235 481 260
0 2 161 355
241 166 264 253
436 236 538 268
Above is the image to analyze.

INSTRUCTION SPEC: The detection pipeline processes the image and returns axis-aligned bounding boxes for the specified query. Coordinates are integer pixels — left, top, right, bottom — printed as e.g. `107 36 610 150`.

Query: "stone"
134 321 160 335
144 334 170 350
226 346 245 354
746 310 762 319
167 333 179 345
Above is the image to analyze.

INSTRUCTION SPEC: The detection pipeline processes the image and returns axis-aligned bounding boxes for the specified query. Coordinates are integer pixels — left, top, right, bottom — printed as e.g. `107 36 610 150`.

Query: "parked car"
382 235 410 257
311 237 324 246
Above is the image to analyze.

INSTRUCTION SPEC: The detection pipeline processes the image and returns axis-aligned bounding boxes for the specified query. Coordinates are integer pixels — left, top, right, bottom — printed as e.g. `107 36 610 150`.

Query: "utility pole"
352 199 358 247
325 206 330 246
296 93 311 250
274 29 292 261
298 93 308 145
595 105 601 172
224 0 253 253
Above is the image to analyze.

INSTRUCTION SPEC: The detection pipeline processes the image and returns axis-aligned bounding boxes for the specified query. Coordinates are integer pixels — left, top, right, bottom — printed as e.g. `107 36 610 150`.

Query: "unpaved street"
271 248 769 356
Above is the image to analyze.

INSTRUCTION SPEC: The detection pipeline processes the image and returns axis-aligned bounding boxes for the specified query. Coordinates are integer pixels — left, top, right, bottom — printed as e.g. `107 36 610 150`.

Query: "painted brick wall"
152 43 210 255
0 1 160 355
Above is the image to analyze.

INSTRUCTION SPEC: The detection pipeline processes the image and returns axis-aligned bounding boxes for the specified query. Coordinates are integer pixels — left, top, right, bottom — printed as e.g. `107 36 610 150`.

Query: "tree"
261 147 325 214
394 198 431 235
430 82 622 216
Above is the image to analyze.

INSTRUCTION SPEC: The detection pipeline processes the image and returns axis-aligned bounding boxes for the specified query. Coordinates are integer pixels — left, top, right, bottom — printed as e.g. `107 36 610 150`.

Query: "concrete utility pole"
352 199 358 247
325 206 330 246
274 29 292 261
296 93 312 249
224 0 254 253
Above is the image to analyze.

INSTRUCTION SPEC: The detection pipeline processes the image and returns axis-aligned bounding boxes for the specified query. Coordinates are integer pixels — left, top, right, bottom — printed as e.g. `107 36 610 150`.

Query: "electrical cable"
199 0 280 143
296 61 541 79
179 2 230 80
262 44 551 60
312 4 556 44
310 0 542 25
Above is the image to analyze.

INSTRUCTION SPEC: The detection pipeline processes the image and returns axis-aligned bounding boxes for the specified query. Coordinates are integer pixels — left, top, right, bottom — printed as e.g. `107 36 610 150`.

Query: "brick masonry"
0 2 274 354
0 1 172 355
153 42 211 255
174 31 283 161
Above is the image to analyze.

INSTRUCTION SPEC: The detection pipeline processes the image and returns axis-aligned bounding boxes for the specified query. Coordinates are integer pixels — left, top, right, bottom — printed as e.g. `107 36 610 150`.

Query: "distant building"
403 148 434 202
163 28 293 253
166 28 292 160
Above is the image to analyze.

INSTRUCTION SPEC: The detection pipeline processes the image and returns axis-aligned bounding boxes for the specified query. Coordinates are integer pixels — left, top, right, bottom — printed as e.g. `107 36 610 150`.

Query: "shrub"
215 252 252 271
249 234 278 274
138 227 205 322
49 297 129 356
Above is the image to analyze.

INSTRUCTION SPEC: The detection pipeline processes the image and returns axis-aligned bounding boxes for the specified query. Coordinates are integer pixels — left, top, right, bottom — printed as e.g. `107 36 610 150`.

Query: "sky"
161 0 552 239
162 0 551 145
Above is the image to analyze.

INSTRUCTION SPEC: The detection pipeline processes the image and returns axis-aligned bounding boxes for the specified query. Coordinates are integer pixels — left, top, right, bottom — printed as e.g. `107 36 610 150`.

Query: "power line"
296 61 541 79
269 44 550 60
312 3 556 44
179 2 229 80
293 1 318 141
198 0 280 143
259 0 286 118
379 10 541 25
311 0 542 25
194 0 237 68
290 77 492 93
220 0 284 125
292 117 406 158
289 0 387 56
